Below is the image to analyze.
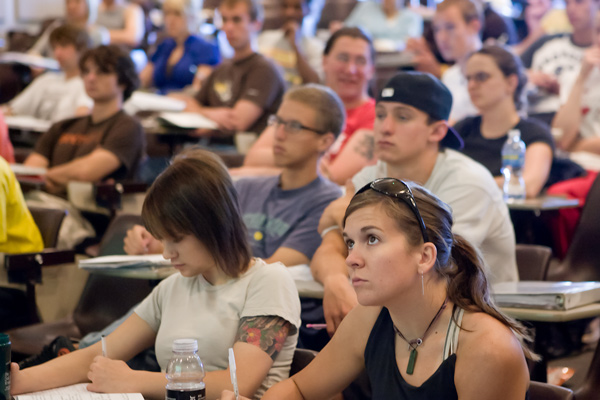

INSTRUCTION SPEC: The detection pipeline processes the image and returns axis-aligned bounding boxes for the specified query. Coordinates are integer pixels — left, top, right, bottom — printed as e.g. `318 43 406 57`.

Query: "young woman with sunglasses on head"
10 148 301 400
453 45 555 199
222 178 535 400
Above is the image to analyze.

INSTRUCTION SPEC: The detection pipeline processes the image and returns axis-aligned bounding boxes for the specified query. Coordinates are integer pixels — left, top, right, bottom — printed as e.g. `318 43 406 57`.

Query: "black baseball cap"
377 71 464 150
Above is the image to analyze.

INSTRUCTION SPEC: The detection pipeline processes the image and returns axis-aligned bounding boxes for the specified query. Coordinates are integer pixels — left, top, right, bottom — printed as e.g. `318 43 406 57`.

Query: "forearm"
310 231 348 285
293 46 320 84
553 76 585 150
262 378 304 400
127 370 168 400
572 136 600 154
46 159 107 187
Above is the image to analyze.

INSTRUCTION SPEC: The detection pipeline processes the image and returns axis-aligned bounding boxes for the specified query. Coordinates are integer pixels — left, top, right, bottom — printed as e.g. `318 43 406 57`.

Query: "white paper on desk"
10 164 47 176
79 254 170 269
158 112 218 129
14 383 143 400
5 115 52 132
124 91 186 114
0 52 60 70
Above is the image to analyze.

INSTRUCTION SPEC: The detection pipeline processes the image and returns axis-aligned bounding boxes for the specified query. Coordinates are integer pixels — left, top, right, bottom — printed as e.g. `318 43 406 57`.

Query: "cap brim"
441 126 464 150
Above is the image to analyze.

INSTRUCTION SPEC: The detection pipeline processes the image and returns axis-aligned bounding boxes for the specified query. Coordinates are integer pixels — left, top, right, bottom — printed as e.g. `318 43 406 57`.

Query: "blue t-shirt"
151 35 221 94
234 175 342 261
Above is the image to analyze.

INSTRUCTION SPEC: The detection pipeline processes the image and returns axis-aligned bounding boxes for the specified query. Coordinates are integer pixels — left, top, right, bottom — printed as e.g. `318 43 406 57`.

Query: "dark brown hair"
469 45 528 111
220 0 263 22
343 182 537 360
79 45 139 101
142 148 252 278
324 27 375 65
437 0 484 30
49 24 91 52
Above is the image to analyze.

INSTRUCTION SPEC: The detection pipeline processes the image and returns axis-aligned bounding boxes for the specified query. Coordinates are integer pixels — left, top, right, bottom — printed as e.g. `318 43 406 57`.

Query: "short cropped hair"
285 84 345 138
220 0 263 22
49 24 91 53
79 45 139 101
324 27 375 65
142 148 252 278
436 0 484 29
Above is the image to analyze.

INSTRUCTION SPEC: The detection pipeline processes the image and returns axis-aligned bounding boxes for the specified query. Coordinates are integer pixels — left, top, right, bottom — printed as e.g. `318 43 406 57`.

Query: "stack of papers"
14 383 143 400
10 164 47 176
5 115 52 132
79 254 170 270
492 281 600 310
158 112 218 129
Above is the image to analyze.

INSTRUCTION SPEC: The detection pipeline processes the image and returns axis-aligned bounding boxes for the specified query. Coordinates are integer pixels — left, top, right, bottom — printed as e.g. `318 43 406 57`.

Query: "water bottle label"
166 388 206 400
502 154 524 169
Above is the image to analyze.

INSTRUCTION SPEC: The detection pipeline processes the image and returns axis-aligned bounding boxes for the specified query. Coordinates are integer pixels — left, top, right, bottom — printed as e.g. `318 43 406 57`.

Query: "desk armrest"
5 249 76 284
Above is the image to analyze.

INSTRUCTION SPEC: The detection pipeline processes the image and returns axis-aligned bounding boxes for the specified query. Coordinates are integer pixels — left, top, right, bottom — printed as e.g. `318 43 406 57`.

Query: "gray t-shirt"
352 149 518 284
235 175 342 261
135 259 301 399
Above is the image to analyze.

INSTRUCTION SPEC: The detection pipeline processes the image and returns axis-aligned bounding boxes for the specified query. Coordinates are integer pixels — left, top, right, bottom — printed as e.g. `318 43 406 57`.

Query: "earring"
421 272 425 297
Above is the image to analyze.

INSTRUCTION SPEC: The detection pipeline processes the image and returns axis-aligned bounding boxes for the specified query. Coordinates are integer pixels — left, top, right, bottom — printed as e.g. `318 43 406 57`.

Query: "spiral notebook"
492 281 600 311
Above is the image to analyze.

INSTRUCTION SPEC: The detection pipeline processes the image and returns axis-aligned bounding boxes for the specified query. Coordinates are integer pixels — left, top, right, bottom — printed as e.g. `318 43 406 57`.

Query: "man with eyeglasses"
311 71 518 336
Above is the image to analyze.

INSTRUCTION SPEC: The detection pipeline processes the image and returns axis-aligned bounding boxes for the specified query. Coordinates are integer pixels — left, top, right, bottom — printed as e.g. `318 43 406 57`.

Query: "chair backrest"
557 172 600 281
28 207 67 248
290 348 318 375
316 0 358 30
529 381 573 400
515 244 553 281
73 214 152 336
574 337 600 400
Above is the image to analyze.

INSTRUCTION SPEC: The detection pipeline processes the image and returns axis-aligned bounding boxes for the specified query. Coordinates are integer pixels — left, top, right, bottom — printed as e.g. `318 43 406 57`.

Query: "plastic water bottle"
165 339 206 400
501 129 526 201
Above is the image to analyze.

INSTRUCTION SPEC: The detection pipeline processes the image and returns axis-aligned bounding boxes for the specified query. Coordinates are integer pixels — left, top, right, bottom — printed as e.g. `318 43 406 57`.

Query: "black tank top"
365 307 460 400
364 307 530 400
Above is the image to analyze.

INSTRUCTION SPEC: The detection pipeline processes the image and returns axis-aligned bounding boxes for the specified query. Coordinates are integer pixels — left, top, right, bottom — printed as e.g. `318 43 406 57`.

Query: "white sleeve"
9 75 46 116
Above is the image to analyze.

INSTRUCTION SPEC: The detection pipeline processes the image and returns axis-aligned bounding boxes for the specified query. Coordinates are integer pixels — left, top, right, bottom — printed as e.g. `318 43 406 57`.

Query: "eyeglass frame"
465 71 492 84
354 178 429 243
267 114 327 135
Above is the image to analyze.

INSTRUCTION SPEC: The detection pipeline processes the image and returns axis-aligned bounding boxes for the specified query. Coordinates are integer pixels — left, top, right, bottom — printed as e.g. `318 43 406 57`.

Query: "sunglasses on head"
355 178 429 243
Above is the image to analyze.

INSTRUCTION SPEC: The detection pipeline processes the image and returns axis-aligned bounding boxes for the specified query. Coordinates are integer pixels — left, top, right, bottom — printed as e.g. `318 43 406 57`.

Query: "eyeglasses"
355 178 429 243
268 114 326 135
465 71 491 84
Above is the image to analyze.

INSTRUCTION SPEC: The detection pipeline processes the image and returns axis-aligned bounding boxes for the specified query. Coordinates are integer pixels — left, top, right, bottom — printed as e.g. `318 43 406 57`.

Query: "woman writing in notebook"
10 148 301 400
223 178 535 400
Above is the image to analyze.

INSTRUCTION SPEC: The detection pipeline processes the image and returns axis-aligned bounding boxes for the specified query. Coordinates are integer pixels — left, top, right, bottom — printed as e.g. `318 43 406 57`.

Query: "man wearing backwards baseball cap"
312 71 518 336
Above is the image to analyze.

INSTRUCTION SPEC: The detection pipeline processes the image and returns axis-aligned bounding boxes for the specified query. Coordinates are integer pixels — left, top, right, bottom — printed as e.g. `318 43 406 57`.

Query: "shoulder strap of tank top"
443 305 464 360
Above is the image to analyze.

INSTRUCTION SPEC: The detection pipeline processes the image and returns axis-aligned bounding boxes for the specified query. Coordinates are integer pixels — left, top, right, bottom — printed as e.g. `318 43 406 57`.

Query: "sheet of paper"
10 164 47 176
79 254 170 269
124 91 186 114
158 112 218 129
14 383 144 400
5 115 52 132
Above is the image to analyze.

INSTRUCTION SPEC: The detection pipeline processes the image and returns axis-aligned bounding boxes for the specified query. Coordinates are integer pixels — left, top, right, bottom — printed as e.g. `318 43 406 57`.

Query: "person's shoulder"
235 175 279 191
453 116 480 134
436 149 498 191
530 33 571 53
115 110 142 128
248 258 295 285
187 35 217 51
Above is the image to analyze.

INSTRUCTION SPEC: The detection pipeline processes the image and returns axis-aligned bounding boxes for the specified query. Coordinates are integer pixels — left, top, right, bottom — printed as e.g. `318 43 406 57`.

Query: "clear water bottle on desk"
501 129 526 202
166 339 206 400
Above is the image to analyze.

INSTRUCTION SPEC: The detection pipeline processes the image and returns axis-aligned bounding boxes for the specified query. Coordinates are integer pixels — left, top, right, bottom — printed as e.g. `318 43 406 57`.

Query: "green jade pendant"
407 348 418 375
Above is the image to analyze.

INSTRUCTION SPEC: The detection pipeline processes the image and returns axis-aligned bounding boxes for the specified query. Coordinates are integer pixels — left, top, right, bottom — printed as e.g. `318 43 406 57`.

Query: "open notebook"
79 254 170 270
14 383 143 400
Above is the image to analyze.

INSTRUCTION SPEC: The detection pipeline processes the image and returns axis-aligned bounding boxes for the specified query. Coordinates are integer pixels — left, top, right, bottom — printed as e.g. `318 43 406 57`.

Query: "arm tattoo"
235 316 292 360
353 134 374 160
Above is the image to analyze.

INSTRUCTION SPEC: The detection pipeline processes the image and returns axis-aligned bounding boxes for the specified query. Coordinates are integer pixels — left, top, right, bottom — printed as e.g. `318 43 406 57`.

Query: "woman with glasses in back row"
222 178 536 400
453 45 555 199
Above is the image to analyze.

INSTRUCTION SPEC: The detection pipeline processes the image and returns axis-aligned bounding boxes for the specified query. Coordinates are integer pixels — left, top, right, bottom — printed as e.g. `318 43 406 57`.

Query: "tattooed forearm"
235 316 292 360
353 134 374 160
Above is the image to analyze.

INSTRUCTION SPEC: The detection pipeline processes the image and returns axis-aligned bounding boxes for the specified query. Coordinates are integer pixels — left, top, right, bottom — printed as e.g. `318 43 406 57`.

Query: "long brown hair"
343 181 537 360
142 148 252 278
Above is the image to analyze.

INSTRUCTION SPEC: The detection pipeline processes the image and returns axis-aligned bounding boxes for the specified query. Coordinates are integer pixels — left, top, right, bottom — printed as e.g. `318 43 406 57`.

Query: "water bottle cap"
172 338 198 352
508 129 520 138
0 333 10 345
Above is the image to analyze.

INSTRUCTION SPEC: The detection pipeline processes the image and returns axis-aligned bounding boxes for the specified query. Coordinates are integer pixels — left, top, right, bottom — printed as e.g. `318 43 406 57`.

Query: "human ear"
318 132 336 153
418 242 438 274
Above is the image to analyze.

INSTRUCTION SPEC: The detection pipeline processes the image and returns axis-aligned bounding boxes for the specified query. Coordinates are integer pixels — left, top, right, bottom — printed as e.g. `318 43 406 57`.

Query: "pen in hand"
228 348 239 400
101 335 108 358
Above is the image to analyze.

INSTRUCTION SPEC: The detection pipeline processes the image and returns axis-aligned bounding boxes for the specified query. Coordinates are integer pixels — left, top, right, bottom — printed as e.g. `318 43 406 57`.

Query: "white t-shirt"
9 72 92 122
442 64 479 123
352 149 518 284
258 29 324 86
135 258 301 399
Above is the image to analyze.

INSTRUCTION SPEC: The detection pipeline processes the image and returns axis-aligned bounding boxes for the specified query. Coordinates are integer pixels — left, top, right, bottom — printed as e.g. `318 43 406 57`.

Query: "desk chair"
290 348 318 375
3 207 74 329
515 244 552 281
573 338 600 400
529 381 573 400
7 214 151 359
547 172 600 282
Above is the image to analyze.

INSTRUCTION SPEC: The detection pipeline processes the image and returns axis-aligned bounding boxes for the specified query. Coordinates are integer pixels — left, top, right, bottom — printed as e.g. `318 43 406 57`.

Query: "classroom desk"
81 264 176 280
506 196 580 215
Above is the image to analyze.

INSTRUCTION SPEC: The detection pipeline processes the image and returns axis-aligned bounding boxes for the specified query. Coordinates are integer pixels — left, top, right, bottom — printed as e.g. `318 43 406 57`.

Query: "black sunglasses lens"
372 178 409 196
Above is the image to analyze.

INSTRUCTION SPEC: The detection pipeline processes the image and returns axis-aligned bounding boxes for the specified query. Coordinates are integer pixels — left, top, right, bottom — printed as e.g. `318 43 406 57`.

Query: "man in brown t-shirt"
24 45 144 194
185 0 285 139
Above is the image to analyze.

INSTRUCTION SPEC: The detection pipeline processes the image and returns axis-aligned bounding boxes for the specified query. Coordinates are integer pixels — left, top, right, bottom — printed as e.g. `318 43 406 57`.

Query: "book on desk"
14 383 143 400
492 281 600 310
78 254 171 270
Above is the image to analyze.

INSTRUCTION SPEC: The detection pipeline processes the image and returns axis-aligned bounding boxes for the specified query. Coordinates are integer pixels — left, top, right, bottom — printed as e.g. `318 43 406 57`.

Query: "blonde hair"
163 0 203 31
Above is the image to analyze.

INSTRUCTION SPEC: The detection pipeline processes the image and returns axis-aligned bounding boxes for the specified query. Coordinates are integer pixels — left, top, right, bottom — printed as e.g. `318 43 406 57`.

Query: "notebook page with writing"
14 383 143 400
